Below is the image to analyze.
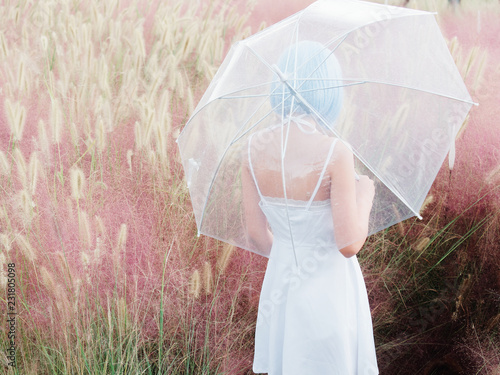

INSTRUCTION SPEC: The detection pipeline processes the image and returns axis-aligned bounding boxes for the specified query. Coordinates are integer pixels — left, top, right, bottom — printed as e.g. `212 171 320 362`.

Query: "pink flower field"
0 0 498 374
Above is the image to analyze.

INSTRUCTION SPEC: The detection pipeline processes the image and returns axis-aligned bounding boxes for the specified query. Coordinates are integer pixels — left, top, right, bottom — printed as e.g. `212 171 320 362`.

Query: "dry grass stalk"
18 189 34 225
485 164 500 185
16 233 36 262
414 237 431 252
420 194 434 216
203 261 213 295
78 209 92 250
28 152 40 195
70 167 86 201
0 151 10 176
5 98 27 141
189 269 201 298
0 233 11 253
217 243 235 274
13 147 27 188
40 266 57 294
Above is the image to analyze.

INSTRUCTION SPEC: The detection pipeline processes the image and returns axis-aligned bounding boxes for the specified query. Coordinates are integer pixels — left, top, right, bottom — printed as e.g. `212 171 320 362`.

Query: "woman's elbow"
338 240 365 258
339 246 358 258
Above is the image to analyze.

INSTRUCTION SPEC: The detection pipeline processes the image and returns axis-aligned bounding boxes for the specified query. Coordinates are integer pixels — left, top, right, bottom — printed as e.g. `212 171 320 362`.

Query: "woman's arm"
329 141 374 258
241 162 273 256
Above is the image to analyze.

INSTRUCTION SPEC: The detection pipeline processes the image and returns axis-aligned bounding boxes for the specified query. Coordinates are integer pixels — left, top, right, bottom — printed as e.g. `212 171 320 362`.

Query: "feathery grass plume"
50 99 62 144
16 234 36 262
95 215 106 238
147 72 164 104
0 150 10 176
126 149 133 174
0 31 9 58
114 223 127 272
140 101 155 147
18 189 34 225
134 25 146 61
13 147 27 188
116 223 127 253
174 70 186 99
54 284 71 328
133 121 143 149
0 205 11 229
78 209 92 250
70 167 86 201
69 122 79 147
390 204 405 236
95 116 107 152
40 266 57 294
189 269 201 298
98 56 112 100
217 243 235 274
155 120 168 164
37 118 50 159
485 164 500 185
28 152 40 195
420 194 434 216
81 251 90 269
0 233 11 253
40 35 48 51
5 98 27 141
94 236 103 263
203 261 213 295
148 149 157 166
55 251 71 282
414 237 431 252
17 59 26 93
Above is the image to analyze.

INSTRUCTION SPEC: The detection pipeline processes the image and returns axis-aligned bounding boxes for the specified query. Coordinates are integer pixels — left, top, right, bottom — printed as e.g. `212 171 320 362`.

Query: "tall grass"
0 0 261 373
0 0 498 374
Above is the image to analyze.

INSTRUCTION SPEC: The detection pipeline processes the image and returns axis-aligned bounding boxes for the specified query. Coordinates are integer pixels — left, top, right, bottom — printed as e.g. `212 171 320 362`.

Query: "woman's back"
247 120 338 203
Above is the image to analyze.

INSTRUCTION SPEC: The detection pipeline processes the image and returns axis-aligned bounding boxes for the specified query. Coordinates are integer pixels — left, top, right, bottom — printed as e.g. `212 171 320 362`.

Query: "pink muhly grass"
0 0 262 372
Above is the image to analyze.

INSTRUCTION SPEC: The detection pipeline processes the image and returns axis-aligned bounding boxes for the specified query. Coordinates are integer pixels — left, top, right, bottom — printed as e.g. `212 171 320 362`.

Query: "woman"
242 41 379 374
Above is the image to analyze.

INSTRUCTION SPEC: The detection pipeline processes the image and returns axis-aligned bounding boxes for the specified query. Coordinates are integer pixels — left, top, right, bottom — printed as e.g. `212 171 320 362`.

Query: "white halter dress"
249 137 379 375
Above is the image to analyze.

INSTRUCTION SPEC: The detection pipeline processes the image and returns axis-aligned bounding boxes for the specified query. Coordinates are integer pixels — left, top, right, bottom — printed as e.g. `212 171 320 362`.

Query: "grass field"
0 0 498 374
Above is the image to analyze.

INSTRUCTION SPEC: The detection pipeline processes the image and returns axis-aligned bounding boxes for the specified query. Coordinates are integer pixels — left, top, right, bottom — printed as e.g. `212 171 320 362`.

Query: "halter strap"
305 138 338 210
247 133 264 201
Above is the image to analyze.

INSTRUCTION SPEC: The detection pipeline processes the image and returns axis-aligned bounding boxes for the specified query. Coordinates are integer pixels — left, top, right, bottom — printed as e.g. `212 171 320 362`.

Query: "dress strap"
248 133 264 201
306 138 338 210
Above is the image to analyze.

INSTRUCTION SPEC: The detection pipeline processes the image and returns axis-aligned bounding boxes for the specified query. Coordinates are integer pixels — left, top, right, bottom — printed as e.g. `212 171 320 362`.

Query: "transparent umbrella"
176 0 475 262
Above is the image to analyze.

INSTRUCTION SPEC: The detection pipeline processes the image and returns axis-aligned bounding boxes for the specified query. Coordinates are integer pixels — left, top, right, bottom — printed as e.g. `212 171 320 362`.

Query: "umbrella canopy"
177 0 474 258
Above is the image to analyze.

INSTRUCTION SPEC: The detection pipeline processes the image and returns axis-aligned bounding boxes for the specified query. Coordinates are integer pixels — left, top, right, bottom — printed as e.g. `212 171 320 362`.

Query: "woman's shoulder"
315 136 351 157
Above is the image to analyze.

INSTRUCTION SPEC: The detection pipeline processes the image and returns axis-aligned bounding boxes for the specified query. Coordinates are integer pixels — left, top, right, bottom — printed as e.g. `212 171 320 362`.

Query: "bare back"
247 123 337 202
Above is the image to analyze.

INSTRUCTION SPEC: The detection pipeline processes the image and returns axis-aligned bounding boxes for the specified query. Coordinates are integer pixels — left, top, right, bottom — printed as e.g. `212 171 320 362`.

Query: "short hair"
270 41 343 129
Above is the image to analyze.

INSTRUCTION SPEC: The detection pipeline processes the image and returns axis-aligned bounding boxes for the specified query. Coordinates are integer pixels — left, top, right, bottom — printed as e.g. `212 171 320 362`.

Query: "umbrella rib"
341 78 477 105
218 79 475 105
220 81 366 99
